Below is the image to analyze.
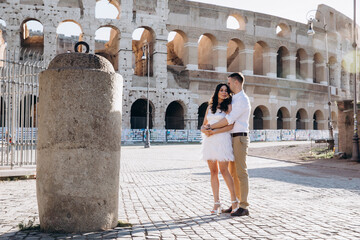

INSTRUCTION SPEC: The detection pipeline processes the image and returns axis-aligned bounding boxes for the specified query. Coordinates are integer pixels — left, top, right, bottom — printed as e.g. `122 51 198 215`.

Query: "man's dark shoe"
221 206 232 213
230 207 249 217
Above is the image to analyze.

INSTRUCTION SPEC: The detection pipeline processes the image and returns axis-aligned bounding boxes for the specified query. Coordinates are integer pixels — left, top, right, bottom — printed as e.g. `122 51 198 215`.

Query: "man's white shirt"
225 90 251 133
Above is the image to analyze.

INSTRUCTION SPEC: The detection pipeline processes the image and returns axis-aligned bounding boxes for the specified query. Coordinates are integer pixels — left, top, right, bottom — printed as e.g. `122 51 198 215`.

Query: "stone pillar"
37 53 123 233
183 39 198 70
239 48 254 75
43 26 57 65
300 59 314 83
282 118 291 129
263 50 277 78
316 62 327 85
82 32 95 54
283 55 297 79
153 38 167 88
118 35 133 129
214 44 227 72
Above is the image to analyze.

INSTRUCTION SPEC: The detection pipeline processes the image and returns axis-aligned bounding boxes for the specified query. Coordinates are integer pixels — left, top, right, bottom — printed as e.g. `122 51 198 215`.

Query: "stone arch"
253 105 270 130
167 30 187 66
95 25 120 71
20 19 44 59
132 26 155 76
296 108 308 130
226 14 246 30
19 94 38 128
0 96 5 127
313 110 325 130
197 102 208 129
95 0 120 19
276 23 291 38
331 111 338 130
130 99 154 129
296 48 308 80
165 101 185 129
329 56 337 87
0 19 6 65
198 33 217 70
227 38 244 72
253 41 269 75
277 107 290 129
313 52 325 84
277 46 289 78
56 20 83 54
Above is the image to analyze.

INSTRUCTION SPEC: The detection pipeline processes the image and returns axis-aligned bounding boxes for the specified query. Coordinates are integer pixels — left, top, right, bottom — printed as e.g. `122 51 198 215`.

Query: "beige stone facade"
0 0 359 131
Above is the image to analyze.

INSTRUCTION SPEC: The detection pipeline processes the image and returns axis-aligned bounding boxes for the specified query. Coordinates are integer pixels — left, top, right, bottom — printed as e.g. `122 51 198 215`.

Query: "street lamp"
351 0 360 162
307 10 334 150
142 41 150 148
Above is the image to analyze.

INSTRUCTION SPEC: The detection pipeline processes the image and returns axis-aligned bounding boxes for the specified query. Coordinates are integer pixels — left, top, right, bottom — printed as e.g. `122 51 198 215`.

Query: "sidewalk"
1 144 360 239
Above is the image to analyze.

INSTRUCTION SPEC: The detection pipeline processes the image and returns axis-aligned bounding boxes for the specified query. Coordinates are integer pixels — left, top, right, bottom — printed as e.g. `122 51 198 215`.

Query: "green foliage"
302 147 334 160
18 217 40 231
117 220 132 228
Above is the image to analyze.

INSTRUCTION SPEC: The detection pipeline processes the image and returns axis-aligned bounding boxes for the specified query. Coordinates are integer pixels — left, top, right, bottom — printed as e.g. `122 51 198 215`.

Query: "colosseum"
0 0 359 138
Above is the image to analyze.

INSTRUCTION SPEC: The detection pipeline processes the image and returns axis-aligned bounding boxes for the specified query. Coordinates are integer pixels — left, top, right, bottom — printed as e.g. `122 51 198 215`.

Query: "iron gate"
0 49 45 168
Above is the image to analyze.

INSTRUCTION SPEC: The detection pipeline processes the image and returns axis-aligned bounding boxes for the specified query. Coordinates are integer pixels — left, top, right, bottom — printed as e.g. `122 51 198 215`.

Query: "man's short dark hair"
228 72 245 84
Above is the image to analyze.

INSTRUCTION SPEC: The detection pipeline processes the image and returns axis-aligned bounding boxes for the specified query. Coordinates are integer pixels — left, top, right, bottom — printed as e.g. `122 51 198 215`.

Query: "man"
206 72 251 217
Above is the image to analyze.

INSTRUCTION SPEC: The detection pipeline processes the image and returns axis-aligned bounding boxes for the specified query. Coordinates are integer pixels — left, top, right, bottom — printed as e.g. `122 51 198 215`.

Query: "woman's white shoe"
210 202 222 215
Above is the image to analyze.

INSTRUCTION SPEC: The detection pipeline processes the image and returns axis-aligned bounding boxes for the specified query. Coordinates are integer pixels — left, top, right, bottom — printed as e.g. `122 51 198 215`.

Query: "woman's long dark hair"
209 83 232 114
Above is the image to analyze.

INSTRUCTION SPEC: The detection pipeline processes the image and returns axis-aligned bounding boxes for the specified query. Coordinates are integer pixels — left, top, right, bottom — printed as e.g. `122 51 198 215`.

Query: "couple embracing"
201 72 251 217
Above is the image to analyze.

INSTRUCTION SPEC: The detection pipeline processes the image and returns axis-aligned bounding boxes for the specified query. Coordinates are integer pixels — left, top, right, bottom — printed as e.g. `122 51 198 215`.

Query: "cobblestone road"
1 144 360 239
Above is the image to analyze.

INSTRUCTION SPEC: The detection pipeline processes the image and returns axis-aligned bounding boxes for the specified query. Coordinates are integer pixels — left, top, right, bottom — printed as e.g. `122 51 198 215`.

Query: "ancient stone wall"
0 0 358 130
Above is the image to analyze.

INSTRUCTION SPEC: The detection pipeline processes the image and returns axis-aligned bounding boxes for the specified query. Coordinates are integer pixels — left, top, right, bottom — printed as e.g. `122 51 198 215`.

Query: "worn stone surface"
37 53 123 233
1 143 360 239
0 1 358 131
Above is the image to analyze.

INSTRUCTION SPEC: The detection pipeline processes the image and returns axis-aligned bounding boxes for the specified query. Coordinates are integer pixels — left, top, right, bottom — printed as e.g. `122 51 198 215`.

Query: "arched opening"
296 48 307 80
19 95 38 128
198 34 217 70
313 110 324 130
253 105 270 130
95 26 120 71
56 20 83 54
95 0 120 19
165 101 184 129
253 41 268 76
226 14 245 30
277 46 289 78
227 38 244 72
0 97 5 127
0 19 6 66
167 30 186 66
132 27 154 76
130 99 153 129
277 107 290 129
329 56 337 87
197 102 208 129
20 19 44 60
313 53 325 84
296 108 308 130
276 23 291 38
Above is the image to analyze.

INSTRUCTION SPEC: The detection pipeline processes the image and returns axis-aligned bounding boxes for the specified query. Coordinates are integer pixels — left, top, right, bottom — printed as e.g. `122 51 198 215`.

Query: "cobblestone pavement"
1 144 360 239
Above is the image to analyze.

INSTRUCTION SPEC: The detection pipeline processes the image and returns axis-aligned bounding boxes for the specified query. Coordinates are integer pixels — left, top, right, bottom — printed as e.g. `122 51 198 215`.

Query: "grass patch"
302 147 334 160
18 218 40 231
117 220 132 228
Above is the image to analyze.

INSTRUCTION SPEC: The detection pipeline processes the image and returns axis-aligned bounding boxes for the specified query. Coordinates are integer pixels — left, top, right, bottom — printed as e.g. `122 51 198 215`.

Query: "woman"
201 83 238 215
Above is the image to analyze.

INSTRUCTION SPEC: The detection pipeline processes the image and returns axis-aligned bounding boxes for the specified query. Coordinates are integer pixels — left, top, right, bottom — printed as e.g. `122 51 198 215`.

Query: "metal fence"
0 49 44 168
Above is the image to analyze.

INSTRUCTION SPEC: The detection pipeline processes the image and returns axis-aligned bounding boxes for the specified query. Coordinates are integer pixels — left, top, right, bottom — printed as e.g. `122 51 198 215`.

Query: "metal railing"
0 49 45 168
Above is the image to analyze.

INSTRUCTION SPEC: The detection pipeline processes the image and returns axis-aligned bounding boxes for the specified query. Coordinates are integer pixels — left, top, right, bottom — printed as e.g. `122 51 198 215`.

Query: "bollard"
36 52 123 233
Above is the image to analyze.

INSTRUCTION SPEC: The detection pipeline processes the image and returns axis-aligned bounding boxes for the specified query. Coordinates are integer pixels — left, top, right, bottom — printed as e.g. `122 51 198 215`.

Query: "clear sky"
189 0 358 24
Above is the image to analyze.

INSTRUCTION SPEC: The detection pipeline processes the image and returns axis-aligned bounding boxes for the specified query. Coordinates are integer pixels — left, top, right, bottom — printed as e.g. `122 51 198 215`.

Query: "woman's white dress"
201 109 234 162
